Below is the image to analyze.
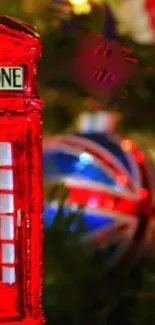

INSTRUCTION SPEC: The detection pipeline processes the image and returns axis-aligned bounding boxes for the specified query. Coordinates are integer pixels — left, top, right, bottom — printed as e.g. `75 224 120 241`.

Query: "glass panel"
2 267 15 284
2 244 15 263
0 194 14 213
0 143 12 166
0 170 13 190
1 216 14 240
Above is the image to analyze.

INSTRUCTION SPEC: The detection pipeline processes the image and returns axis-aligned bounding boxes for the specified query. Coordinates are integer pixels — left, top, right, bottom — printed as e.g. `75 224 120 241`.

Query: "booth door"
0 140 23 318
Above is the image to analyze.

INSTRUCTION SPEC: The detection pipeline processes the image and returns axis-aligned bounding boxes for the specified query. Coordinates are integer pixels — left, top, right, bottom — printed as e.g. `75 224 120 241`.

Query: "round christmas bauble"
71 33 138 106
43 112 155 267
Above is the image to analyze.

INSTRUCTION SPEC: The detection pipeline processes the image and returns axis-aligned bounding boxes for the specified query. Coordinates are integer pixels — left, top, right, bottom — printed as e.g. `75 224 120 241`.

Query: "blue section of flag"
79 133 132 175
43 151 115 185
44 205 114 232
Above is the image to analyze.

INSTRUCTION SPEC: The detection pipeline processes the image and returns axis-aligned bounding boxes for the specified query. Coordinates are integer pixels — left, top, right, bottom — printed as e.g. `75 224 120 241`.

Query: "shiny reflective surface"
43 131 155 267
44 151 116 186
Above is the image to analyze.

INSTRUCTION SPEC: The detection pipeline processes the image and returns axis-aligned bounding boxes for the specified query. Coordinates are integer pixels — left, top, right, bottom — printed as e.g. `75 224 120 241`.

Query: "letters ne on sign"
0 67 24 90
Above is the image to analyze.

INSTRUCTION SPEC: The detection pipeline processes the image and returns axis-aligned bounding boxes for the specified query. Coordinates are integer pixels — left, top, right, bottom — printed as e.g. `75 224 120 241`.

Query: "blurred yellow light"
72 2 91 14
69 0 88 5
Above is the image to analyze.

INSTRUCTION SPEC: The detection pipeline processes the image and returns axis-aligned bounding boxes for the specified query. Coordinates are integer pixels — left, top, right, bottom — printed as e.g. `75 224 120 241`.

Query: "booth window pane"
0 170 13 190
2 244 15 263
0 143 12 166
2 267 15 284
1 216 14 240
0 194 14 213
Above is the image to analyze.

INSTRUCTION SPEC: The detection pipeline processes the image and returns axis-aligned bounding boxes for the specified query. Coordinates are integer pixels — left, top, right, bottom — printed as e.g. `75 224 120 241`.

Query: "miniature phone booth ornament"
43 111 155 268
0 16 44 324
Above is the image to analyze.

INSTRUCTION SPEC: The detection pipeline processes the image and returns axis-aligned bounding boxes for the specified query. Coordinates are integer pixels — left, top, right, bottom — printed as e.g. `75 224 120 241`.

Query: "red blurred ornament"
71 33 138 109
0 17 44 325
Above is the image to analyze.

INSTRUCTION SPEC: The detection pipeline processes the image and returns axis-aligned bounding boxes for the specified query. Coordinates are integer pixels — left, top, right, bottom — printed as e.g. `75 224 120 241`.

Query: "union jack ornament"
43 114 155 266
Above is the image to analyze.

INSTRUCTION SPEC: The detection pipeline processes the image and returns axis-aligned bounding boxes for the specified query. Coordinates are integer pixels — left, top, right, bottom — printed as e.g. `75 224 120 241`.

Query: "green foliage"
44 185 99 324
129 256 155 325
43 185 155 325
117 37 155 133
0 0 22 17
43 185 121 325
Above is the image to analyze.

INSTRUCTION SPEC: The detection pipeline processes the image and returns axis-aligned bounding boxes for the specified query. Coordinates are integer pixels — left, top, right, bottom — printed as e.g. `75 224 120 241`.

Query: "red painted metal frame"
0 16 44 325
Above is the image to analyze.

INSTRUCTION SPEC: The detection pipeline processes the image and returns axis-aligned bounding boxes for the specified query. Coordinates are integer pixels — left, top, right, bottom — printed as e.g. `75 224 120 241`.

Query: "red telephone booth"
0 17 44 325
